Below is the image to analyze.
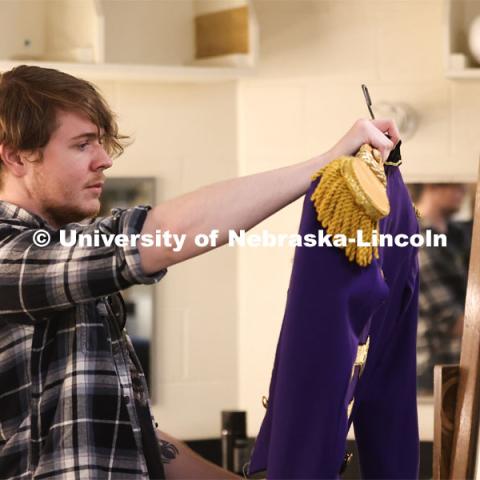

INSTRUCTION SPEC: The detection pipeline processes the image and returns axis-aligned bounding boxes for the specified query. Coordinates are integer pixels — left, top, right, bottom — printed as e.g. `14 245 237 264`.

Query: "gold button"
354 336 370 377
347 398 354 418
262 396 269 409
350 337 370 380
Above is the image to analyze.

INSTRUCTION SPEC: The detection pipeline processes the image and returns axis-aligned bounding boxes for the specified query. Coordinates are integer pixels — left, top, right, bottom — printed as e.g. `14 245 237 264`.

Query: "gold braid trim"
310 145 390 267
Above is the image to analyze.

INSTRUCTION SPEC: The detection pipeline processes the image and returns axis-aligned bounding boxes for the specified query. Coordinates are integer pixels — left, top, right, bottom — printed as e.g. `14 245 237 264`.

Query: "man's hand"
326 118 400 164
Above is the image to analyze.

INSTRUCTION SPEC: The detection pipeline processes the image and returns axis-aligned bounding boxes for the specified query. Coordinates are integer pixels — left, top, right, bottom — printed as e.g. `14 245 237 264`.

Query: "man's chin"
78 203 102 222
45 202 101 226
84 200 101 219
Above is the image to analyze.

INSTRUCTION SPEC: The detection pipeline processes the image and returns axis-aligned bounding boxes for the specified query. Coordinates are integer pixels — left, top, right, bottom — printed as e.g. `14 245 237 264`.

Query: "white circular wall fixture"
372 102 418 140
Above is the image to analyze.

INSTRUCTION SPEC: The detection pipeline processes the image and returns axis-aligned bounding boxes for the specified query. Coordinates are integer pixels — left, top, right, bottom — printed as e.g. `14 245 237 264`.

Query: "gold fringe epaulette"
310 144 390 267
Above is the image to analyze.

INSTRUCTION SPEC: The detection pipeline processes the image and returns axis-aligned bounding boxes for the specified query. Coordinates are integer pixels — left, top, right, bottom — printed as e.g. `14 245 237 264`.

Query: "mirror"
407 182 476 398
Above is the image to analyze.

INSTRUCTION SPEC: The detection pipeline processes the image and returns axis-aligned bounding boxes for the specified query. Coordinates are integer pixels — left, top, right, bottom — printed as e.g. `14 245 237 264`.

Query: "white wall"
101 0 195 65
93 80 239 439
0 1 46 60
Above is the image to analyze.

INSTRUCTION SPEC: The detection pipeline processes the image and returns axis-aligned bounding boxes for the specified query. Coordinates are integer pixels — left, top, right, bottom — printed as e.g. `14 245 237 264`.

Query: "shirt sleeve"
0 205 166 323
352 252 420 479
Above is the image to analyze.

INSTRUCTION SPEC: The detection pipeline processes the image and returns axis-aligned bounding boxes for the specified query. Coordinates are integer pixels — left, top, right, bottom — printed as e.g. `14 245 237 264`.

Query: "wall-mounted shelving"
446 0 480 78
0 0 258 83
0 60 255 84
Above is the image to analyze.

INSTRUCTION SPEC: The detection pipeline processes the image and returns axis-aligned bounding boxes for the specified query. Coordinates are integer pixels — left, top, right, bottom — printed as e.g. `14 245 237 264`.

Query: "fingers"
368 122 394 161
354 118 398 161
371 118 400 146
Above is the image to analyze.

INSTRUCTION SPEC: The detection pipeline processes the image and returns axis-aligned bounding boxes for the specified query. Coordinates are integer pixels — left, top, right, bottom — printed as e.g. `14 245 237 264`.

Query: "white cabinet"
0 0 258 82
445 0 480 78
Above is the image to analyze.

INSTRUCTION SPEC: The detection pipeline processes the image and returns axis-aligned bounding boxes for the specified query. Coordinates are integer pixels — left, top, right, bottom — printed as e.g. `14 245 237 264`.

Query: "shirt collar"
0 200 49 228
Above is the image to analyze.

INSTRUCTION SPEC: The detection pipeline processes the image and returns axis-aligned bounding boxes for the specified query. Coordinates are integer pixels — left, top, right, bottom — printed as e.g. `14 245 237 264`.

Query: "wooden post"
448 162 480 479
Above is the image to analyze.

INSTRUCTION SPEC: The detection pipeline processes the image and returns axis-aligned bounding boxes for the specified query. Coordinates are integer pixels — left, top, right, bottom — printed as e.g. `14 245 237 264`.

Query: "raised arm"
139 118 399 273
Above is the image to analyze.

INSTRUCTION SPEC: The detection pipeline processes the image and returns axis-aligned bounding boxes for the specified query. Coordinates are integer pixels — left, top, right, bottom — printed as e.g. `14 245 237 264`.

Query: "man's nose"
92 146 113 171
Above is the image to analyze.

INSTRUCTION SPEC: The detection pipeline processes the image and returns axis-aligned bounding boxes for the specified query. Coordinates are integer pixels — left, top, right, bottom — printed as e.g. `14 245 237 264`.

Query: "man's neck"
0 191 60 229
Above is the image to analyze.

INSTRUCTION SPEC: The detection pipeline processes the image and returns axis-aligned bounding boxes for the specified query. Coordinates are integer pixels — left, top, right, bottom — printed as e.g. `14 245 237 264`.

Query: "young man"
0 65 399 479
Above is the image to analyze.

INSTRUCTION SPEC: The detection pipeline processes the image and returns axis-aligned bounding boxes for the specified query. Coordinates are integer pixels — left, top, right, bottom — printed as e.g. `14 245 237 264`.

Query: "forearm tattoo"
159 439 179 464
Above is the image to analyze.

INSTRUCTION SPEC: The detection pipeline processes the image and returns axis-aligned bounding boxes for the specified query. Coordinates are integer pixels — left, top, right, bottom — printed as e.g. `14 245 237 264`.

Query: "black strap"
136 399 166 479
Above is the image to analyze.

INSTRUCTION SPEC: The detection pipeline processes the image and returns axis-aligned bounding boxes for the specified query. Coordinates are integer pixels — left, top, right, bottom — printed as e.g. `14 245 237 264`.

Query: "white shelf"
445 0 480 79
446 68 480 79
0 60 256 83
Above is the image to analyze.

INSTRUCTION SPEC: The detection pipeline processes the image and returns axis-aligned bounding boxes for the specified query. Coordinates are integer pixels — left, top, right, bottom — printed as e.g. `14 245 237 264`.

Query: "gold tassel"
310 145 390 267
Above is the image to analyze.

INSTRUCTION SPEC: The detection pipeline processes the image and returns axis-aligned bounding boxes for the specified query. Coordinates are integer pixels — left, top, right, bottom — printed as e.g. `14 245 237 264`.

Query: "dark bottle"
233 437 251 475
221 410 248 473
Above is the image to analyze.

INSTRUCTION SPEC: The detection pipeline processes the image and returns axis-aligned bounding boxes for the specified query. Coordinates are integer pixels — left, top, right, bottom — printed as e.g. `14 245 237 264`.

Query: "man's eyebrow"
69 132 101 141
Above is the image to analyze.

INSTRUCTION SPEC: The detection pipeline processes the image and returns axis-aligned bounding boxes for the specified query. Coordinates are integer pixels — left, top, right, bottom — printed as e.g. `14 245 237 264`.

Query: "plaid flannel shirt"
417 220 469 391
0 200 167 479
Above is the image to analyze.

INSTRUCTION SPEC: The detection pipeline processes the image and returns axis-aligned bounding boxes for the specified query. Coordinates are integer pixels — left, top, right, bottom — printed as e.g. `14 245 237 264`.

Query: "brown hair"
0 65 129 184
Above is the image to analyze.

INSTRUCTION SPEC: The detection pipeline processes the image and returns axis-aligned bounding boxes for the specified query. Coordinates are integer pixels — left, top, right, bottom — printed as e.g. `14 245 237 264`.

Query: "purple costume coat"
248 159 420 479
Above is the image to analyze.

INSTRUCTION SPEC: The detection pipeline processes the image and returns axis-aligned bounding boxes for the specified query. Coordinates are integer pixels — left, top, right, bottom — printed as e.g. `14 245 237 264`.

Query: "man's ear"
0 145 31 177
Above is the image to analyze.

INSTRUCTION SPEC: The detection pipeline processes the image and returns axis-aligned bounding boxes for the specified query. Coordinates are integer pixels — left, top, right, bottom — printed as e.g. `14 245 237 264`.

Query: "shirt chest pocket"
78 302 112 353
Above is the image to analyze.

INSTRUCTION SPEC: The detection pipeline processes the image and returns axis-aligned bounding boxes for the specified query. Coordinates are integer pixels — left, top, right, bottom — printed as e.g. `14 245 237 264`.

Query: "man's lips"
86 182 104 189
85 182 104 194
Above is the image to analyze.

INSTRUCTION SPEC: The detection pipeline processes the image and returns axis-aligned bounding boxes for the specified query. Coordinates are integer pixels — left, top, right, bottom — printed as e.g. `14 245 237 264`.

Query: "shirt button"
123 395 130 405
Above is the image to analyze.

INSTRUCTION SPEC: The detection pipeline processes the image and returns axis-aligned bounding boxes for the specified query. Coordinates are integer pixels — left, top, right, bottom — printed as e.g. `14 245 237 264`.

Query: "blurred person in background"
414 183 470 394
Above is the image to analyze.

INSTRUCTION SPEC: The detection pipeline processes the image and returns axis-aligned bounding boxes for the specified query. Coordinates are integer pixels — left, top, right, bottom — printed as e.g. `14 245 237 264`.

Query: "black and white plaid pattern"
416 221 469 391
0 200 167 479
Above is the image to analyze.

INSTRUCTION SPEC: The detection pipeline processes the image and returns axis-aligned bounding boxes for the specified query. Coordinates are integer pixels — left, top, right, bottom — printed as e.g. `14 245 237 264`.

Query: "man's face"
25 110 113 227
434 184 467 217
